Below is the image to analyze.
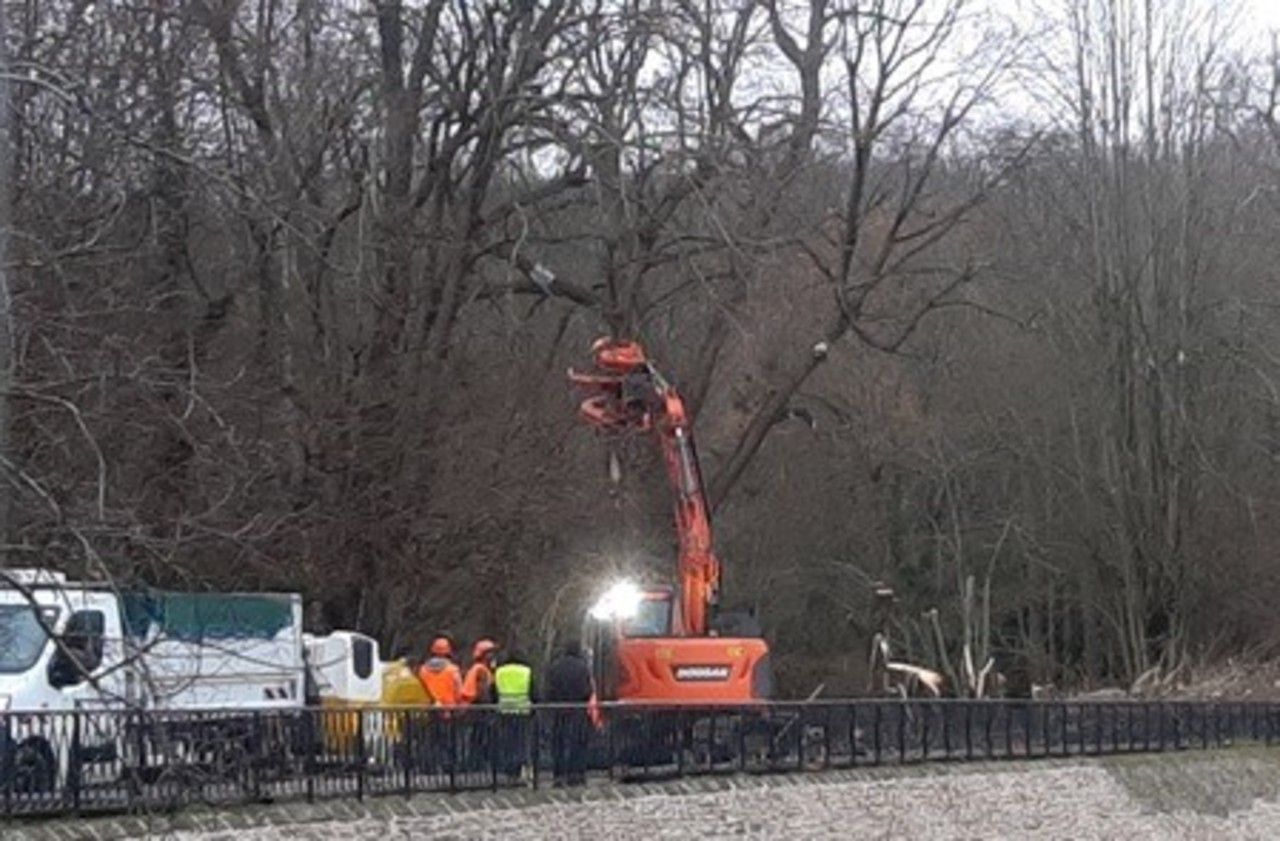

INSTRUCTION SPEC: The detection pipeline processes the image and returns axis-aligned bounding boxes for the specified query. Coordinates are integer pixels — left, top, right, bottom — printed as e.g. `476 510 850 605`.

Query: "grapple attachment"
568 337 658 432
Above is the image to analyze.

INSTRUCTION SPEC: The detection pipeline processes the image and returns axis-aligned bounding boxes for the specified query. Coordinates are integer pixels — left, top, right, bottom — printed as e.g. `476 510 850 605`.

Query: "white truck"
0 568 308 794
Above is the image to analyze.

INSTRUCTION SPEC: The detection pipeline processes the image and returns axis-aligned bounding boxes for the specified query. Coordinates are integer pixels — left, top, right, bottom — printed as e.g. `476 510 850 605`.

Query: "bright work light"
588 580 643 621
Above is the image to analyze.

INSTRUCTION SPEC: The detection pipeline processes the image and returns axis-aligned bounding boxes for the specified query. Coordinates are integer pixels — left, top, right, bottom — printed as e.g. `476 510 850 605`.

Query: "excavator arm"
569 337 720 636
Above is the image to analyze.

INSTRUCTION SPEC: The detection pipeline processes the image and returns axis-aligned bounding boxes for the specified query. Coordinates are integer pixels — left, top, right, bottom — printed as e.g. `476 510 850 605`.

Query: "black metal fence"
3 699 1277 820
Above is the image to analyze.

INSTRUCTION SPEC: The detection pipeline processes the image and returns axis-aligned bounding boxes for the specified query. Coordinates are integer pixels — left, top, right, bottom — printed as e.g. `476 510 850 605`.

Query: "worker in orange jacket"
417 635 463 774
460 637 498 770
461 638 498 705
418 636 463 706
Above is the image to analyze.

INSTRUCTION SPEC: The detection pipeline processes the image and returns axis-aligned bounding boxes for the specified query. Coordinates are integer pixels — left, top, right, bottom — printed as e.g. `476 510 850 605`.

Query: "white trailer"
0 568 306 792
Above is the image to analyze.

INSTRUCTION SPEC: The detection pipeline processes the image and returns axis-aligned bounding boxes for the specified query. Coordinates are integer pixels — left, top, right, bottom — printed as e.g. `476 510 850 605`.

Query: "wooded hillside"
5 0 1280 694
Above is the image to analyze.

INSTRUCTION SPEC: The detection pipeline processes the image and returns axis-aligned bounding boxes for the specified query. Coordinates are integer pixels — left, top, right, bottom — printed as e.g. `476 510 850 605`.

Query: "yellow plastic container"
382 659 430 705
377 659 431 744
317 659 431 754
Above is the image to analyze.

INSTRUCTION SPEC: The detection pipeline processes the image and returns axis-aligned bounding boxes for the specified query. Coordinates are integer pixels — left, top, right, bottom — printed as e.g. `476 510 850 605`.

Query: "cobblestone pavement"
162 764 1280 841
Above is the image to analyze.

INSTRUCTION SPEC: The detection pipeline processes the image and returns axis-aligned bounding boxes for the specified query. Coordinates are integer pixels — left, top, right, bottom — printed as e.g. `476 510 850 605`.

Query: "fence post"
132 709 145 812
447 712 457 793
3 714 12 817
788 706 798 773
356 709 366 800
942 702 951 759
982 703 992 760
490 710 499 792
921 704 930 761
253 711 266 803
608 708 617 780
402 710 413 797
965 702 974 761
822 706 831 770
70 711 81 815
304 708 316 803
707 710 717 773
676 710 686 777
872 703 882 765
1143 704 1151 752
642 708 654 778
897 703 906 764
531 708 541 790
848 704 858 768
737 708 746 773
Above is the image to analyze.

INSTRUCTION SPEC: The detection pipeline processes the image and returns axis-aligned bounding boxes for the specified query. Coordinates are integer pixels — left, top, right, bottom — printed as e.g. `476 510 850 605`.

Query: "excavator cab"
620 587 675 637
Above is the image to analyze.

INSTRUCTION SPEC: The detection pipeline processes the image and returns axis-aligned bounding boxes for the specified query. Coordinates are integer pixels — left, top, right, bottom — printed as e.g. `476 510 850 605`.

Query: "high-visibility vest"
493 663 532 712
418 658 463 706
462 662 493 705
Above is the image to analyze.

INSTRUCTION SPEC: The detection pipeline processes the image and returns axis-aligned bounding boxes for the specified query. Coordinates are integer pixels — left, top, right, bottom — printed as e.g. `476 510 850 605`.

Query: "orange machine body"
612 634 771 704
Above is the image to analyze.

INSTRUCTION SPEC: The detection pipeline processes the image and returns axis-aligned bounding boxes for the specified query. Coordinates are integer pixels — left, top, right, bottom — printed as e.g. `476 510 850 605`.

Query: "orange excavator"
570 337 773 704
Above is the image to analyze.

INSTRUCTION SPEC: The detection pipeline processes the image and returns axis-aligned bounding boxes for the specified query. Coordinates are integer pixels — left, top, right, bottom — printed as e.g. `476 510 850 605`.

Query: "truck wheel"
14 737 56 794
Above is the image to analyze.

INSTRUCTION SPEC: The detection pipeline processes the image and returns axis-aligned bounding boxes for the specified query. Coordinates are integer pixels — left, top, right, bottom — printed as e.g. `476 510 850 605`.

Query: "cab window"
352 636 374 680
0 605 57 673
622 597 672 637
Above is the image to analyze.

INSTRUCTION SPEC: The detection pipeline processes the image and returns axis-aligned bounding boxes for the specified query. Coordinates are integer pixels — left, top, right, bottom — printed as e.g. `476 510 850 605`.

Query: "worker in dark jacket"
543 639 594 786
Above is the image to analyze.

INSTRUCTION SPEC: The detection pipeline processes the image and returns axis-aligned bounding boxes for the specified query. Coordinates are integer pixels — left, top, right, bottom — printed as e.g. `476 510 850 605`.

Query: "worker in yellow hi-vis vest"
493 649 535 781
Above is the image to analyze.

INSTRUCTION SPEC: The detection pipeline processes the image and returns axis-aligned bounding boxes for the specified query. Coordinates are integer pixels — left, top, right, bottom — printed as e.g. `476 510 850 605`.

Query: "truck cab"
0 569 127 714
1 568 307 795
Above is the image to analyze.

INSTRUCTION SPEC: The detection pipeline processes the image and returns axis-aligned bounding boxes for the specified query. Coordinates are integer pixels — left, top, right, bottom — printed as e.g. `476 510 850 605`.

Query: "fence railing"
2 699 1276 820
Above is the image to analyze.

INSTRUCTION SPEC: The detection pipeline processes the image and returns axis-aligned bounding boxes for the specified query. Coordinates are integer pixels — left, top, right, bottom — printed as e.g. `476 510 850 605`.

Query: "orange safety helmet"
430 637 453 657
472 638 497 661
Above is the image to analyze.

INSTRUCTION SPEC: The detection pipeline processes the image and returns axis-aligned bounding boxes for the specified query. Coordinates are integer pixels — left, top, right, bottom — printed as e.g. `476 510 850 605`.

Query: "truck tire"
14 737 56 794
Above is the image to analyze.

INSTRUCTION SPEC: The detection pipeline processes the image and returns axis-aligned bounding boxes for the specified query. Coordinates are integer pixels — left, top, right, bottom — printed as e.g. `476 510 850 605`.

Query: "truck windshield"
0 605 56 673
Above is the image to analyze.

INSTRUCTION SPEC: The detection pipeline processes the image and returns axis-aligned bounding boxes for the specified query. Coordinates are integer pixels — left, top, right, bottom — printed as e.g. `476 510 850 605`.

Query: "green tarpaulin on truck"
122 591 295 641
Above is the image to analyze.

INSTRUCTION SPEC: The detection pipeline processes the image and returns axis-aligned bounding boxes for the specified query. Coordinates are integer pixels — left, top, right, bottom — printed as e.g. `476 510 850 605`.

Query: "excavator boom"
569 338 719 635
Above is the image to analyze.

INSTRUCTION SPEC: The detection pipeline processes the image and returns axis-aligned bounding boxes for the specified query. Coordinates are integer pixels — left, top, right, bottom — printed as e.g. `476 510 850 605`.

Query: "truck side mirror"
48 610 105 689
48 646 84 688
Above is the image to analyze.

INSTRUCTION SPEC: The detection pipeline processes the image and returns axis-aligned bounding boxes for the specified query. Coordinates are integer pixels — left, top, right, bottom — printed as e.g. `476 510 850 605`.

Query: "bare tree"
708 0 1022 509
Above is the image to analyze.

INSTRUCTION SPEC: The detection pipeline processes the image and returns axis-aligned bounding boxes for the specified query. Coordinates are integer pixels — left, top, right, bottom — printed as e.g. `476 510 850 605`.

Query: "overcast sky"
1244 0 1280 31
